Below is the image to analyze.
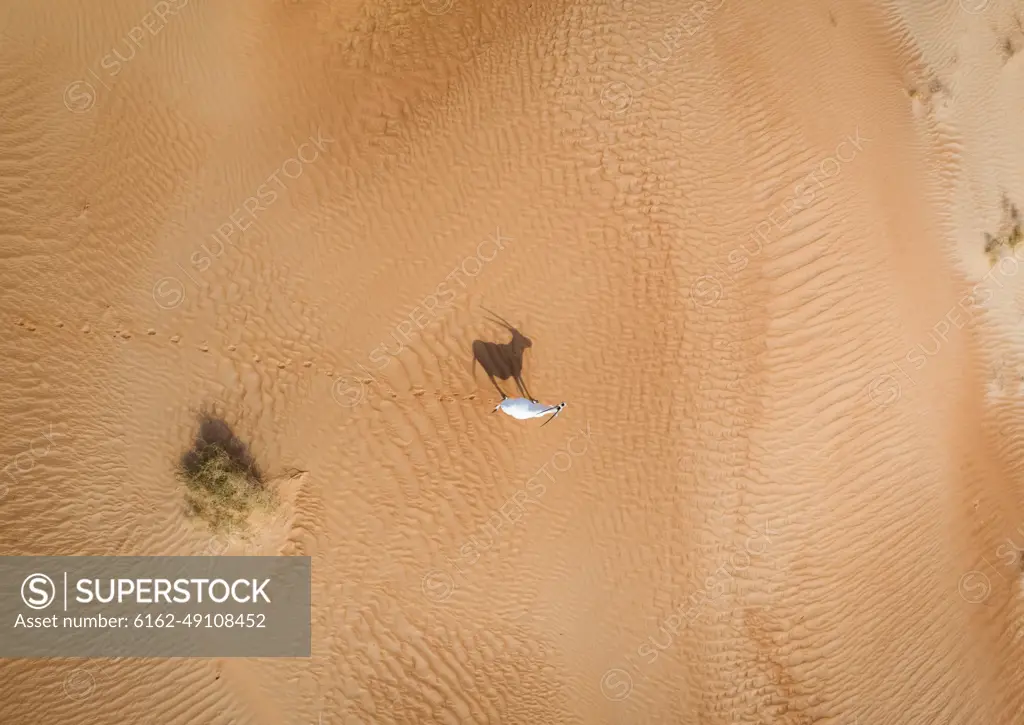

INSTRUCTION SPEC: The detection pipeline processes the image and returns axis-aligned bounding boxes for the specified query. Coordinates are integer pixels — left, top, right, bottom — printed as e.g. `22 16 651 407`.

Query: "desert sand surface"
3 0 1024 722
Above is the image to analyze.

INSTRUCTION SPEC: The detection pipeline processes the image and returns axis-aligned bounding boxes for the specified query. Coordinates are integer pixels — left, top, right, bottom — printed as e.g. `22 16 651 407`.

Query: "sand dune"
2 0 1024 722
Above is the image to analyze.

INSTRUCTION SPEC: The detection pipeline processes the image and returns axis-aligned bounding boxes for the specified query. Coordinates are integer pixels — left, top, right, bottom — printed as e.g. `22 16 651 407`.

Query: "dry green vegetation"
984 194 1022 264
177 415 274 533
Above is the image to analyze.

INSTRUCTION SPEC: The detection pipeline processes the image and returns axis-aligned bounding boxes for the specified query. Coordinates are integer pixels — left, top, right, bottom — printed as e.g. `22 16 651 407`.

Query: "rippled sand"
2 0 1024 723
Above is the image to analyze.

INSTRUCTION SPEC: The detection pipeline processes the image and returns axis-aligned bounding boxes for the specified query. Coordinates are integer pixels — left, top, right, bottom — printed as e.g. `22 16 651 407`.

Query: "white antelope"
492 395 567 426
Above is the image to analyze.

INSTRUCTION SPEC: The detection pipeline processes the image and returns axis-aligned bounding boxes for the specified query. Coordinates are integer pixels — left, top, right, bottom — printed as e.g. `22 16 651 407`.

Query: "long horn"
540 404 565 427
481 306 514 331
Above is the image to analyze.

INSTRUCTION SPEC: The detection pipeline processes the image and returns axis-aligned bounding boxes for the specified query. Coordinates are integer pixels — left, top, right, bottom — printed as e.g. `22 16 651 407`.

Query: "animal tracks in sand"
10 316 341 376
12 317 487 408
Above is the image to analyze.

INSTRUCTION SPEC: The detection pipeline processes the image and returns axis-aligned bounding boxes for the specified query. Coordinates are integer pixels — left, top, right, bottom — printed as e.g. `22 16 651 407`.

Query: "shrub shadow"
179 413 263 485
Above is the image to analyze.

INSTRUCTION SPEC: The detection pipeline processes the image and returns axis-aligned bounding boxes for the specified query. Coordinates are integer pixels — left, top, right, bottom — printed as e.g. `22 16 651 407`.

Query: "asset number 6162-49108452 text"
132 613 266 628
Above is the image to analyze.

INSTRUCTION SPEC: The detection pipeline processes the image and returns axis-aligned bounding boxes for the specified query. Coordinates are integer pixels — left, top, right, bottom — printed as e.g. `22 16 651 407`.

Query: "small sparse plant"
984 194 1022 265
1003 36 1016 60
177 414 274 533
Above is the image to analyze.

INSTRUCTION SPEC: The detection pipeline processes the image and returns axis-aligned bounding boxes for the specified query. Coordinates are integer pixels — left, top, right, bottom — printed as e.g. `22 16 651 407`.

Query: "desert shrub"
985 195 1022 264
177 415 274 533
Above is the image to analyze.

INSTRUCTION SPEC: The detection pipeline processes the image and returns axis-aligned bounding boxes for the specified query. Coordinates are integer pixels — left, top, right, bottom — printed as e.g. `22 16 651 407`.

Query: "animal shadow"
471 308 534 401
